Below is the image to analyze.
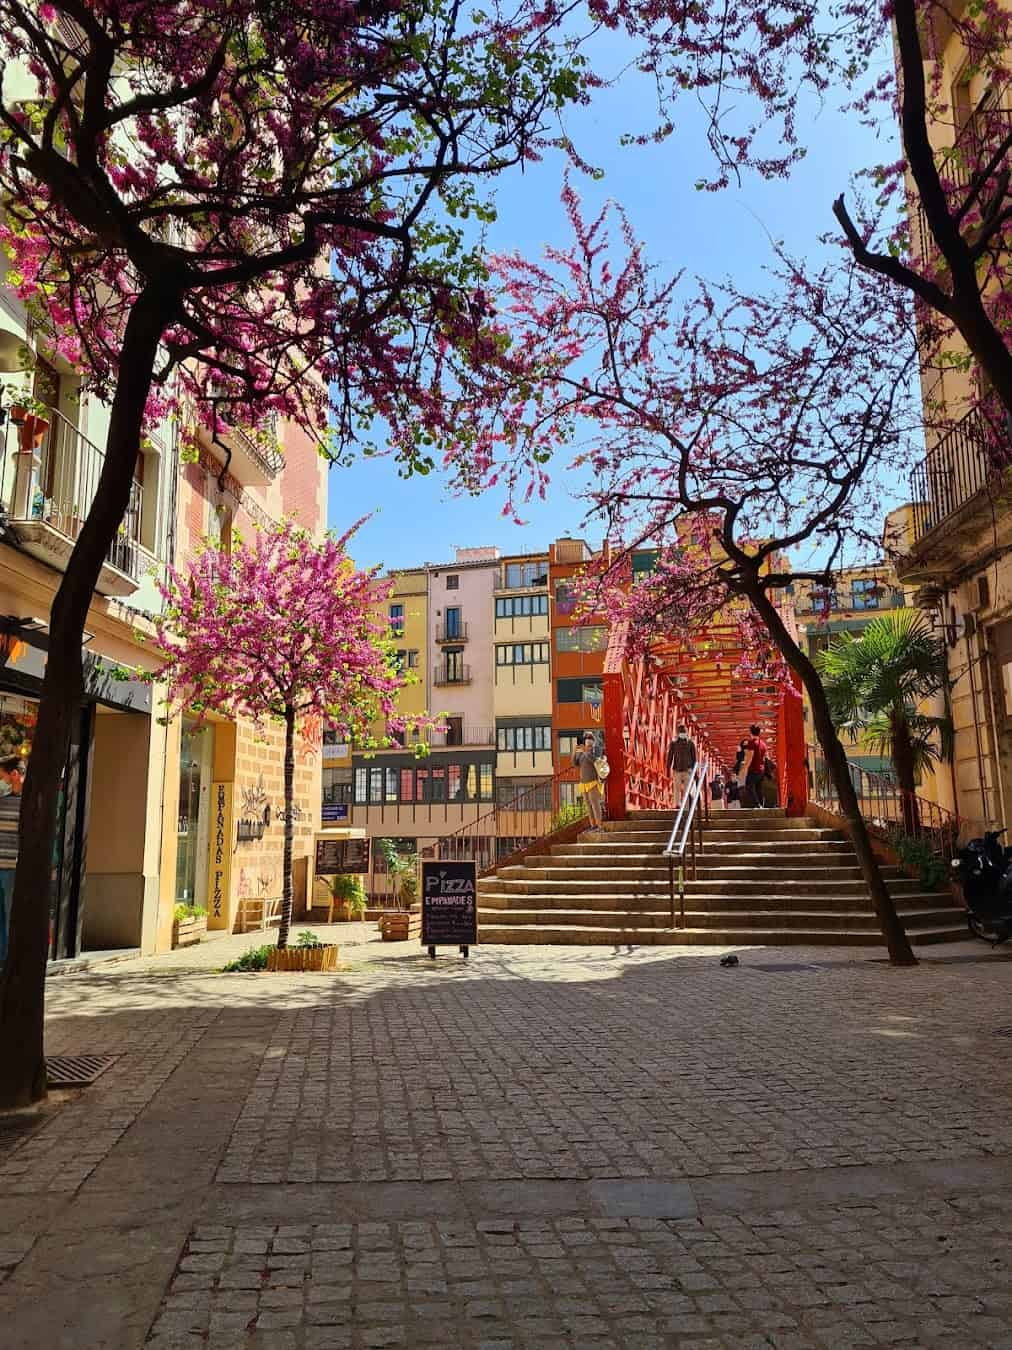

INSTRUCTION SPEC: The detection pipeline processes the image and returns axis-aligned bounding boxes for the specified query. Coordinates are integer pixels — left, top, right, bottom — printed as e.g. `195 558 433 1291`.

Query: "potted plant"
172 903 208 948
321 873 367 921
266 929 338 972
376 839 421 940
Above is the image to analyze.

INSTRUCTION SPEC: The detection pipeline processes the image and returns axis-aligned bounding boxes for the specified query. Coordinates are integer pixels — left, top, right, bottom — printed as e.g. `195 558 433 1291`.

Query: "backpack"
763 756 777 780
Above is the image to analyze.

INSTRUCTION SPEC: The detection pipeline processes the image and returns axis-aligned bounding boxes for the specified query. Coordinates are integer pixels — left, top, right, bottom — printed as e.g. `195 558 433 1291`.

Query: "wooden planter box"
266 944 338 972
379 910 422 942
334 902 367 922
172 915 208 949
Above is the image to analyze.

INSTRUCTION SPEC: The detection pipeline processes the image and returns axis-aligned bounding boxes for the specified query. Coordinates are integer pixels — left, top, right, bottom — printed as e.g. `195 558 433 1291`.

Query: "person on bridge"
572 733 604 828
743 724 769 808
666 725 697 807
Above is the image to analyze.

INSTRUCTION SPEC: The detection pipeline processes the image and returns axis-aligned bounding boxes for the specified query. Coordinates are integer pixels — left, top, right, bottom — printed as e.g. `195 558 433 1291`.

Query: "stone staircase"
477 808 967 947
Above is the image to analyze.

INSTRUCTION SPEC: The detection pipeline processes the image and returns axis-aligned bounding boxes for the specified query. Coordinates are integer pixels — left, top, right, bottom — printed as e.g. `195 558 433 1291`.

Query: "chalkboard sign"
421 860 477 948
315 836 370 875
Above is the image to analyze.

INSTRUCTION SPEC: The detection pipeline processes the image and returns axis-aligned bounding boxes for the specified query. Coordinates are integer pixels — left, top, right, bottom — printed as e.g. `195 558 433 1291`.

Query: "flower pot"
9 406 27 426
172 914 208 949
379 909 421 942
266 944 338 972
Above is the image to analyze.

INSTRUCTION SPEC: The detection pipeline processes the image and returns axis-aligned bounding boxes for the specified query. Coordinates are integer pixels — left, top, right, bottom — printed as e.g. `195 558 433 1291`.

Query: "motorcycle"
950 829 1012 945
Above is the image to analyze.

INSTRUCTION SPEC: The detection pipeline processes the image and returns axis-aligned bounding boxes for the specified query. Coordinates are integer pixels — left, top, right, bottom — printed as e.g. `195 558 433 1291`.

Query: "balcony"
429 724 494 747
202 406 284 485
909 409 992 542
433 662 471 686
1 404 143 595
911 109 1012 262
435 621 469 643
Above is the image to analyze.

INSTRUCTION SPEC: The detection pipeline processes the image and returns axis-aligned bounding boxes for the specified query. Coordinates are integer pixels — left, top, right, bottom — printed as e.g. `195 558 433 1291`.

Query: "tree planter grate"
45 1054 118 1088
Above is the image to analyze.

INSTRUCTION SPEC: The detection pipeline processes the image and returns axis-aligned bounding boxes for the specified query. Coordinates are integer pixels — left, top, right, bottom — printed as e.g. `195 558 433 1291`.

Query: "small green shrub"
550 802 585 832
295 930 323 948
892 834 948 890
173 903 207 923
221 944 273 972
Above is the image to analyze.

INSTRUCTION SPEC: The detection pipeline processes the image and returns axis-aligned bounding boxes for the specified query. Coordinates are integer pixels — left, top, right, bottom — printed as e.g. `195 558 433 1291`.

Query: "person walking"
743 724 768 808
572 732 604 827
666 725 697 807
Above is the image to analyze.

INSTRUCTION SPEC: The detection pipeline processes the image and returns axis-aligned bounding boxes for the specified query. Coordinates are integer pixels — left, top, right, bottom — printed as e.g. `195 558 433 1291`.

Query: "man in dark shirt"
744 724 768 808
666 726 697 806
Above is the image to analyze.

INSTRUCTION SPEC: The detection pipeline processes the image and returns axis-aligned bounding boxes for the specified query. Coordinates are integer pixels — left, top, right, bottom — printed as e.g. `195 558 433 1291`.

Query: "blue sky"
327 40 900 571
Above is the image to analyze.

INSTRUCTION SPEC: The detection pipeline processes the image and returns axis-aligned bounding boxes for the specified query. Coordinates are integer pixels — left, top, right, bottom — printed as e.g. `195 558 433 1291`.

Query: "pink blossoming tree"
0 0 597 1107
155 521 418 951
434 190 924 964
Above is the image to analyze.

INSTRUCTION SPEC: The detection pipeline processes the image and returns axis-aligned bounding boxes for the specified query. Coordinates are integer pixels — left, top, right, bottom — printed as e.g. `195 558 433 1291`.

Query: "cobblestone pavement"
1 930 1010 1348
148 1194 1012 1349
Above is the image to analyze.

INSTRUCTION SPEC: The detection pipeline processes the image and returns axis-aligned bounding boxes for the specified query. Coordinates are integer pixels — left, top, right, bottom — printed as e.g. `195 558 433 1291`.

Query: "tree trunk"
277 705 296 950
746 584 918 967
890 708 921 837
0 288 171 1108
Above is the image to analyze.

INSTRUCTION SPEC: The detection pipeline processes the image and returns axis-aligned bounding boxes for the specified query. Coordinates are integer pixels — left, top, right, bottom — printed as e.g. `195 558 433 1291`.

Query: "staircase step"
479 876 931 898
477 891 954 915
477 924 966 947
478 906 963 932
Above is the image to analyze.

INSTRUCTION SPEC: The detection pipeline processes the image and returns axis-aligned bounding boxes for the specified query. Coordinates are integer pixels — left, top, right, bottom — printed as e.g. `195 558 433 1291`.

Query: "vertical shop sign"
207 781 233 930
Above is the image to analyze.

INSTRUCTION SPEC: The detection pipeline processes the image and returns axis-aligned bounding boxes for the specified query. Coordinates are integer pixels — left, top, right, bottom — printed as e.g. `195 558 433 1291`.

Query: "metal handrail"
436 760 583 872
662 755 711 928
805 742 961 859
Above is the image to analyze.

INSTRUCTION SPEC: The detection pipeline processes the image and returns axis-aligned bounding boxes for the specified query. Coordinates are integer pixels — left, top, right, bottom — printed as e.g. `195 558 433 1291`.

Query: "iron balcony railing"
912 108 1012 261
214 405 284 478
2 402 143 581
428 724 495 747
434 621 469 643
805 742 961 861
909 408 992 544
432 662 471 686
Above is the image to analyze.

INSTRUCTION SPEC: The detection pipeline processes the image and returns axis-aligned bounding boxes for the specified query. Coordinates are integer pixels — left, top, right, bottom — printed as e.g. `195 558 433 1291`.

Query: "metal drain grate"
0 1113 43 1153
46 1054 118 1088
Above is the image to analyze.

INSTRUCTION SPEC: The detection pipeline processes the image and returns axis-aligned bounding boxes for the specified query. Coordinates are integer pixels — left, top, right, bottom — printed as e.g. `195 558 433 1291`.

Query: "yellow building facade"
894 16 1012 834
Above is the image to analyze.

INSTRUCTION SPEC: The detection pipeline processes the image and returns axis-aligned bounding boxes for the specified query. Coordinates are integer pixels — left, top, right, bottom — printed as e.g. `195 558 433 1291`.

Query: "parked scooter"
950 829 1012 944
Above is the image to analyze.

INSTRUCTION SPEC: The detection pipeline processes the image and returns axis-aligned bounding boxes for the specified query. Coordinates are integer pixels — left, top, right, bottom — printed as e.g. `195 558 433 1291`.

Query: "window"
479 762 494 801
400 768 415 801
851 578 882 611
504 561 548 589
416 767 429 802
445 574 459 590
495 780 552 810
322 771 353 805
448 764 463 800
555 626 608 653
354 767 368 803
430 765 446 802
558 729 592 757
497 722 552 751
385 767 399 803
445 717 463 746
495 642 549 666
443 647 465 681
631 550 657 578
496 594 549 618
554 581 577 616
810 586 837 614
444 606 463 638
389 603 404 635
557 678 603 704
369 767 383 803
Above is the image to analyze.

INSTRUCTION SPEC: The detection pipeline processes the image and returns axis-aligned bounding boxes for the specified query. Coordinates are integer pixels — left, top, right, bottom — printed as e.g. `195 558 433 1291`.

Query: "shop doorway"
175 718 213 908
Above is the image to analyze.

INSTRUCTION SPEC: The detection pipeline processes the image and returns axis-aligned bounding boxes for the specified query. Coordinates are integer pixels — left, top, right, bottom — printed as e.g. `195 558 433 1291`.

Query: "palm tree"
814 610 952 831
